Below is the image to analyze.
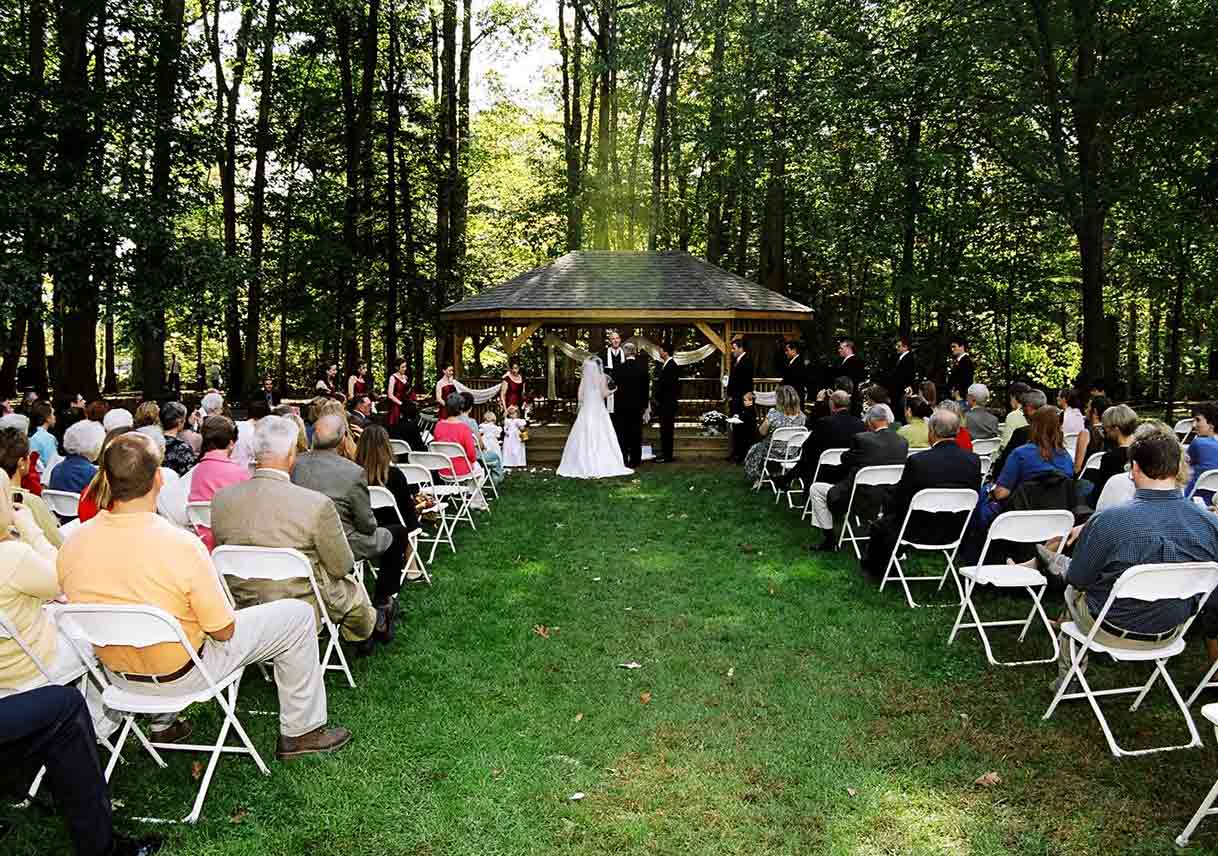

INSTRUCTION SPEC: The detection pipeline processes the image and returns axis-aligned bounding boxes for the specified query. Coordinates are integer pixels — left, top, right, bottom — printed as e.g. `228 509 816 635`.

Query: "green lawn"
9 466 1218 855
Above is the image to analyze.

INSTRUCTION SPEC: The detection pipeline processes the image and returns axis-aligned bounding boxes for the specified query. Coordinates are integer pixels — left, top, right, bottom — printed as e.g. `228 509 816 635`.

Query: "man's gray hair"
254 415 300 461
312 412 347 450
136 425 166 454
929 406 960 439
967 383 990 406
64 420 106 461
622 342 637 357
1022 389 1047 409
201 392 224 415
866 404 895 425
830 390 851 410
103 408 133 432
0 413 29 435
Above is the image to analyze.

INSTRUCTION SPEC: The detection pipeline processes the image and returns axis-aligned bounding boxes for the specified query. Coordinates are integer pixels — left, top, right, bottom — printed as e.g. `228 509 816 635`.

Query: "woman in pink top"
432 393 478 477
187 416 250 550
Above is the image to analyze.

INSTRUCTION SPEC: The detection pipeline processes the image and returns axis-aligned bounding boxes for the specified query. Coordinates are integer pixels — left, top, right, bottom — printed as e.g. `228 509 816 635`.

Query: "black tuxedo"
605 347 627 455
863 441 982 573
827 427 909 517
948 353 975 400
655 358 680 460
726 353 754 415
838 354 868 415
613 357 648 466
780 356 808 403
790 410 866 484
884 351 916 419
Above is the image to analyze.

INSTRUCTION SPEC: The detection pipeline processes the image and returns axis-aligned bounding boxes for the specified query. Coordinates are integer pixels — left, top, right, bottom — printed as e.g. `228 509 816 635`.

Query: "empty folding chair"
397 462 456 563
879 488 978 608
801 448 847 523
948 509 1074 666
211 546 355 688
1176 704 1218 846
54 603 270 824
837 464 906 559
368 485 430 585
971 437 1001 458
1189 469 1218 500
388 439 411 461
1044 561 1218 758
753 427 807 498
185 501 211 538
41 489 82 521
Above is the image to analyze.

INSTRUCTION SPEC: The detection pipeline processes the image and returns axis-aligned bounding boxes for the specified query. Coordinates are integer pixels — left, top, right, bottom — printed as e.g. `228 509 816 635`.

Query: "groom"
614 343 648 467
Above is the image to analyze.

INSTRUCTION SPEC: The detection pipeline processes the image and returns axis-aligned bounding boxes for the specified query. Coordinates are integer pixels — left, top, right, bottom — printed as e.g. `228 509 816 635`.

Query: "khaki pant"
1057 585 1185 679
109 599 327 738
806 482 834 530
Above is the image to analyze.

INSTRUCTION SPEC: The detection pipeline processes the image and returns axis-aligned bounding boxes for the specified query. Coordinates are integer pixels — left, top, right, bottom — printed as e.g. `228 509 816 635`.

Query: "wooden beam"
695 321 726 353
504 322 542 355
440 308 814 324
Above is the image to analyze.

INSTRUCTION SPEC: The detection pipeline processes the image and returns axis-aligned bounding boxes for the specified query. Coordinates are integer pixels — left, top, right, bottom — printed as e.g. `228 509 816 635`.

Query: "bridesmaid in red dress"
385 358 411 427
499 360 526 413
347 362 369 401
434 364 458 419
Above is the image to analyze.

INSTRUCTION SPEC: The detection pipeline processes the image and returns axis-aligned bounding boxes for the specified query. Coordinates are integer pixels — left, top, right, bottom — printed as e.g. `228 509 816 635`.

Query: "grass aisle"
11 467 1218 855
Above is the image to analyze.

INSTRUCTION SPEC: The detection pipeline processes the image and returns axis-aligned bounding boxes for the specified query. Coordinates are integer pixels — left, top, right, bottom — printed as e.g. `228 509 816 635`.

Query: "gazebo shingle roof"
441 251 812 317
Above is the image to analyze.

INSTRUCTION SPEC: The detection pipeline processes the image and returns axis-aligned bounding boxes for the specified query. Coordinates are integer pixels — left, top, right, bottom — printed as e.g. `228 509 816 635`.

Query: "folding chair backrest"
819 448 846 468
907 447 929 457
986 509 1075 545
1175 418 1196 439
1190 469 1218 499
211 546 314 583
42 490 81 518
972 437 1001 457
769 427 804 445
978 454 992 476
1063 432 1080 458
784 429 811 451
1095 472 1135 512
408 451 452 472
1108 562 1218 603
907 488 979 517
854 464 905 487
388 439 411 459
186 501 212 530
0 607 55 686
368 485 406 526
55 603 216 686
396 462 434 489
1081 452 1104 477
429 441 471 470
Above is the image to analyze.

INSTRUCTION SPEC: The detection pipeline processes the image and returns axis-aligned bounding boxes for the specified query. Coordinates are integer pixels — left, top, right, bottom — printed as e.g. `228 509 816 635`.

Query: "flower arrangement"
700 410 728 436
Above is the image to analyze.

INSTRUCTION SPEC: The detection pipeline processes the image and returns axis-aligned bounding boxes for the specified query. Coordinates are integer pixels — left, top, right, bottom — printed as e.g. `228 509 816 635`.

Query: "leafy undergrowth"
8 466 1218 855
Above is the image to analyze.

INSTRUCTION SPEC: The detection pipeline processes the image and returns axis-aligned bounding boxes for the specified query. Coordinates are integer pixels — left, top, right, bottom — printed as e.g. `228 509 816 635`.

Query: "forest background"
2 0 1217 408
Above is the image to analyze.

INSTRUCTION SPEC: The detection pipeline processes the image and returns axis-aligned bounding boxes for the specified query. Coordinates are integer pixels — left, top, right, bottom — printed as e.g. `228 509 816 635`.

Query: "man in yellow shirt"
58 433 351 760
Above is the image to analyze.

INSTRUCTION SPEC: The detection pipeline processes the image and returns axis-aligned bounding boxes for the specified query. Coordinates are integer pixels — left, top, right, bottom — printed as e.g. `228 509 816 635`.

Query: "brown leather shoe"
373 598 399 644
149 719 193 744
275 725 353 761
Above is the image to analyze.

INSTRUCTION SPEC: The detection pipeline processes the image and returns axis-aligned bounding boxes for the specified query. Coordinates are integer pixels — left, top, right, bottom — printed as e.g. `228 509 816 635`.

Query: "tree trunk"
591 3 612 249
648 5 674 252
244 0 280 393
558 0 584 250
0 317 27 398
452 0 471 294
384 0 402 375
1165 235 1189 418
1126 295 1139 398
898 109 922 337
18 0 49 395
435 0 457 366
704 0 728 265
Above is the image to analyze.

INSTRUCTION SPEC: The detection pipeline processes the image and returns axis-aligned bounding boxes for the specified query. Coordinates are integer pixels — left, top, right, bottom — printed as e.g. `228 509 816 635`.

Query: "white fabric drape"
542 333 718 366
454 380 504 404
754 392 777 407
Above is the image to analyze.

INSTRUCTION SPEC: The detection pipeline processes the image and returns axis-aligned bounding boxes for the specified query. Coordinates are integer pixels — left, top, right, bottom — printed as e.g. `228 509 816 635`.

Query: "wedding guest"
385 358 411 431
187 416 250 550
499 360 526 413
1072 395 1112 475
27 401 58 475
347 395 373 436
1000 382 1032 449
937 399 974 451
315 399 358 461
231 399 271 472
133 402 160 429
730 391 759 464
0 429 62 548
101 408 133 433
435 364 458 419
502 405 527 468
355 424 421 533
49 421 105 495
347 362 369 402
898 397 933 449
78 427 135 523
159 402 197 477
1188 402 1218 502
1058 388 1087 436
84 400 109 425
978 406 1073 528
433 393 488 508
743 385 806 483
456 392 503 484
964 384 999 440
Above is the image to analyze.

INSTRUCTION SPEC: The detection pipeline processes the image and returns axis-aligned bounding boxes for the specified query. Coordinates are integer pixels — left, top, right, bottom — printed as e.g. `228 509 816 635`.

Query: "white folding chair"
428 442 489 522
1177 704 1218 846
411 450 477 533
388 439 411 460
1063 432 1080 460
837 464 906 559
369 485 430 585
971 437 1001 458
948 509 1074 666
1044 562 1218 758
775 429 813 507
54 603 270 824
1189 469 1218 500
801 448 847 522
1079 451 1104 481
398 462 457 563
1176 418 1196 442
879 489 978 608
977 454 992 477
211 546 355 689
41 489 82 520
753 427 807 498
185 501 211 538
469 432 502 502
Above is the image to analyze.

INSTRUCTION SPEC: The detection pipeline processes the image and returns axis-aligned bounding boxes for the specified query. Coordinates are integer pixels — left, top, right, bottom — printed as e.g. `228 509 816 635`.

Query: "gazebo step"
515 424 729 465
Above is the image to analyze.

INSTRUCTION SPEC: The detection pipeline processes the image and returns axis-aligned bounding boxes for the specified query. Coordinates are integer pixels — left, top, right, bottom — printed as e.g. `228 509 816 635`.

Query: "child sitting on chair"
502 405 527 468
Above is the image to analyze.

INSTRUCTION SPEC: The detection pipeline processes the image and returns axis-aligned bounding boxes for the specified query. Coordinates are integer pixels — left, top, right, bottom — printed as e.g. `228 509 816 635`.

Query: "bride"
557 357 634 479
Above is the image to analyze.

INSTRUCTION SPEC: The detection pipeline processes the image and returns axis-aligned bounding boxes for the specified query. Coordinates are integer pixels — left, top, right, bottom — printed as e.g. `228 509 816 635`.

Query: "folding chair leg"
1177 772 1218 846
322 623 356 688
1188 659 1218 707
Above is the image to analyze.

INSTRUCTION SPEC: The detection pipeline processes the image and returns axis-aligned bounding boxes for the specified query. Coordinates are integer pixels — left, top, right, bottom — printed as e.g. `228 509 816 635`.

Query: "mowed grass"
9 466 1218 854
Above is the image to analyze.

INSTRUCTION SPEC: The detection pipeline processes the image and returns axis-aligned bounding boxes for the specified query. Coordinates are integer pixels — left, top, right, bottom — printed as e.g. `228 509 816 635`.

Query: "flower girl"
502 405 527 468
480 411 503 457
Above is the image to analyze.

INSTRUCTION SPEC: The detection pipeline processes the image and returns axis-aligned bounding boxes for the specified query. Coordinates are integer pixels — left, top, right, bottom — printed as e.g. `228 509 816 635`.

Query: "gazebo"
441 250 814 402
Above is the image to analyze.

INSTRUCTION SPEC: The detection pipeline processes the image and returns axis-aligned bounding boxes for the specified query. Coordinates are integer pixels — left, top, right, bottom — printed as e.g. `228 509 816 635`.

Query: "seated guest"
1058 388 1087 435
392 399 428 451
188 416 251 550
775 390 865 490
805 404 908 551
863 407 982 575
0 686 161 856
978 406 1073 528
990 388 1047 477
231 399 271 473
27 401 59 475
292 414 407 641
743 385 806 483
49 420 105 495
183 391 224 456
132 401 159 429
101 408 133 433
999 382 1032 449
965 384 999 440
78 427 135 523
1079 404 1137 504
57 433 351 759
355 424 422 535
1051 427 1218 689
84 400 109 425
314 400 358 461
0 428 62 548
1072 394 1112 475
1186 401 1218 502
936 400 973 451
348 395 373 435
729 391 759 464
432 394 489 509
53 394 86 449
898 396 933 448
210 416 378 649
159 402 197 477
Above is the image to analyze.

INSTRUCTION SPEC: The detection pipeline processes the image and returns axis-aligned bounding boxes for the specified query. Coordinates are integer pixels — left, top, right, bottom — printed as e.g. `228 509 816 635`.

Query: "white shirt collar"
254 468 291 481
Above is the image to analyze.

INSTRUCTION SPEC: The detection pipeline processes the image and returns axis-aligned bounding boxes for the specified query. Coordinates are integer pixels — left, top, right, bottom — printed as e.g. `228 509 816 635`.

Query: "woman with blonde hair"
743 384 806 483
133 400 160 428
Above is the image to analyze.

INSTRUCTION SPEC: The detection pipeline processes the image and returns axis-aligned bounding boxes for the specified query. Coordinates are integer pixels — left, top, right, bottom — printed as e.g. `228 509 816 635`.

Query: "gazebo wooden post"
722 321 733 403
546 327 557 399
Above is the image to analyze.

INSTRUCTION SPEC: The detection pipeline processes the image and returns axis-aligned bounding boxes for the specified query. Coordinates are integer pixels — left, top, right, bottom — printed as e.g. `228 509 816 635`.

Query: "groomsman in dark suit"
883 336 916 422
948 337 974 401
611 343 647 467
780 341 808 404
726 338 754 416
654 342 680 463
837 338 867 416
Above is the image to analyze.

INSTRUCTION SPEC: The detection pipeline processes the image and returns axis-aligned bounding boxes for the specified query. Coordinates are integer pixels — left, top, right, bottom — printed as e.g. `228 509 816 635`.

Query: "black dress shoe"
373 598 399 644
111 835 163 856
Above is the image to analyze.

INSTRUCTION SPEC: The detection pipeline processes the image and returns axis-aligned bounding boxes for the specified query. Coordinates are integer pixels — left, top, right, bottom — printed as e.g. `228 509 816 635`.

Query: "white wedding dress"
557 358 634 479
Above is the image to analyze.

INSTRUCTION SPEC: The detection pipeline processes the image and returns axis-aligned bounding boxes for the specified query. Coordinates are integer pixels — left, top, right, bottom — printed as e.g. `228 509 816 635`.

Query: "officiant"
604 331 627 457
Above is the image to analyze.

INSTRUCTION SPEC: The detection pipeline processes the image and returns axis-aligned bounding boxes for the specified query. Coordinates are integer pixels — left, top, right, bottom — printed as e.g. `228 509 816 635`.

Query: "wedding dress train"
557 358 634 479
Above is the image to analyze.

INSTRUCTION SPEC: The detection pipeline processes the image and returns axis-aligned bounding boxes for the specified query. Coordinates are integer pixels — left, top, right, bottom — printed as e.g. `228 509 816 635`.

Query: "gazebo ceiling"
440 250 814 323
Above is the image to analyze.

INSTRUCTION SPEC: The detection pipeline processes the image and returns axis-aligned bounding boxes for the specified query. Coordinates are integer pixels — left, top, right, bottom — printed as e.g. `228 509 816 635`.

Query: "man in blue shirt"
1055 426 1218 687
27 401 58 474
1186 401 1218 502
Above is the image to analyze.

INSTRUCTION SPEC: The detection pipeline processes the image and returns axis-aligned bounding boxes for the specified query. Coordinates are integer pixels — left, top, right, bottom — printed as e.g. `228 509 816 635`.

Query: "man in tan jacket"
210 415 376 646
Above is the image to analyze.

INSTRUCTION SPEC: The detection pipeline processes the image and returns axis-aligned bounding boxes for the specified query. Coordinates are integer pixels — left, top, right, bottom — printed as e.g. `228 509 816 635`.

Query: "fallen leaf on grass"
768 582 777 596
574 712 584 722
974 771 1002 787
618 661 643 669
739 543 758 554
533 625 551 639
230 807 248 824
569 792 585 801
726 666 735 679
639 691 652 704
628 547 639 553
191 761 204 781
592 577 602 582
492 768 504 780
846 787 858 798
